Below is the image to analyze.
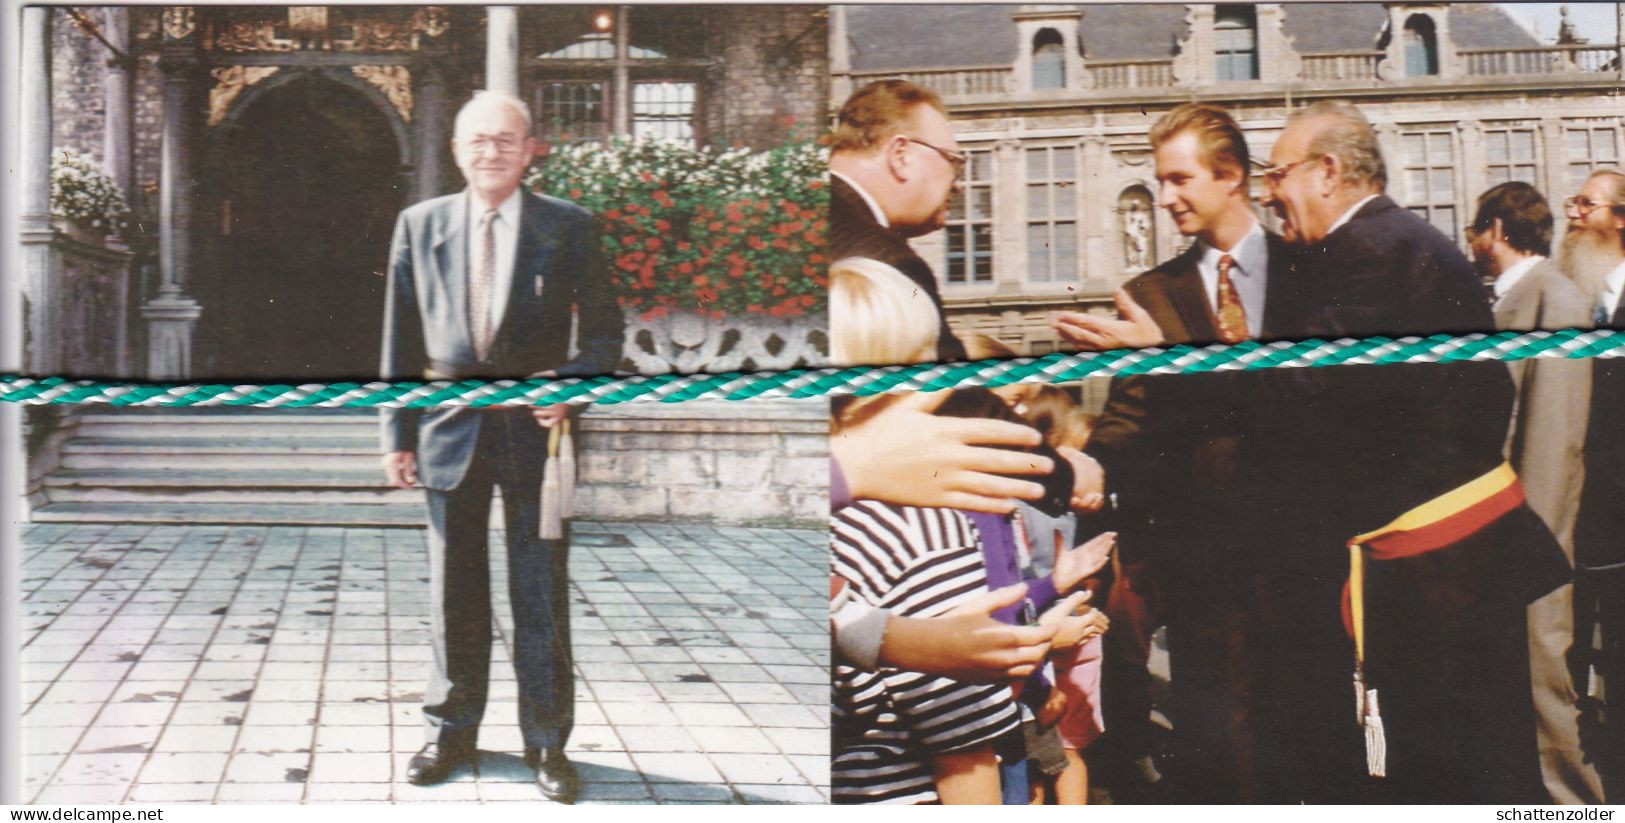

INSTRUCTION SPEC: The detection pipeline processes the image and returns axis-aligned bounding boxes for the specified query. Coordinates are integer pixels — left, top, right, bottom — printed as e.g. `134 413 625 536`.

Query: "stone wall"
709 5 829 148
49 10 108 164
574 399 828 527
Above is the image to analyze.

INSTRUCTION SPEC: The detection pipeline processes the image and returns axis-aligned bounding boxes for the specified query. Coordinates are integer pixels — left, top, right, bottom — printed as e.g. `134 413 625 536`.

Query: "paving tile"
54 752 147 785
127 783 218 802
670 702 752 727
629 752 724 784
139 752 230 784
708 753 805 786
686 726 779 755
154 725 239 753
222 751 311 783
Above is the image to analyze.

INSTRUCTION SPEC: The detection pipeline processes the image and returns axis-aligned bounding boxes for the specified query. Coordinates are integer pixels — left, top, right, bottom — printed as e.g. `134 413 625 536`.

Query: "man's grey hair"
1287 100 1387 191
454 90 533 137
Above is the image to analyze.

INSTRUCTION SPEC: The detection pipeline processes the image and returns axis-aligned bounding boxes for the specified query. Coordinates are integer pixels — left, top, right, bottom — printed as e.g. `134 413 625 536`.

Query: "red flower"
639 171 654 183
655 219 672 232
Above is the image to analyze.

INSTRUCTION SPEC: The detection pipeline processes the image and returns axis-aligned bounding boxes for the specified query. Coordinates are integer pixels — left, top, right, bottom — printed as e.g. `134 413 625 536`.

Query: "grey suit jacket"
378 189 624 491
1495 259 1592 565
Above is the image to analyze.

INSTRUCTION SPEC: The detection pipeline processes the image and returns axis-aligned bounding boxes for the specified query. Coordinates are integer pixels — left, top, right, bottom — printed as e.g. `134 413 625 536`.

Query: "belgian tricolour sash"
1343 462 1525 778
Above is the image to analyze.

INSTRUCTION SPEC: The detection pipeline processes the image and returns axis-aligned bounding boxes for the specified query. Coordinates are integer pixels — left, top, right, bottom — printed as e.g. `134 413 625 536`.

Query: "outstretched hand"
1053 288 1164 351
1053 531 1116 594
834 391 1054 514
879 583 1057 682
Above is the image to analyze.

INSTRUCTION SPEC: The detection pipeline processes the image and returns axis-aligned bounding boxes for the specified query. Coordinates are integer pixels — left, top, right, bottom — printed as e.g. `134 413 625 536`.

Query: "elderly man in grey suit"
379 90 623 803
1469 181 1602 804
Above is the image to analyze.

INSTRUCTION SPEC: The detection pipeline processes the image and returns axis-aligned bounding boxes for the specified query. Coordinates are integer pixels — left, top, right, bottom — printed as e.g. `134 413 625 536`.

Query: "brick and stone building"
834 3 1625 353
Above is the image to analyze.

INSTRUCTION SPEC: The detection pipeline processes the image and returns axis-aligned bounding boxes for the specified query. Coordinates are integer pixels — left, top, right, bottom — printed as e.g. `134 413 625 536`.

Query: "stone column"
1542 118 1571 245
143 10 204 380
20 7 55 376
414 55 451 202
613 6 630 136
485 6 520 96
1458 120 1484 217
992 138 1024 295
101 8 133 197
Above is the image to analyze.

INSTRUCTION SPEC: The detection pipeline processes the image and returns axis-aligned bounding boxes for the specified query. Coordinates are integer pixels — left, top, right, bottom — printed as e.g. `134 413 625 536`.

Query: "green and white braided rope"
1 329 1619 409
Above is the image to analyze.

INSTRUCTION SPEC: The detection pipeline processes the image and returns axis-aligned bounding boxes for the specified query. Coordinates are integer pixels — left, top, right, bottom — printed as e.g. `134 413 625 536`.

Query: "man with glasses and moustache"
379 90 623 803
1242 100 1568 803
1567 170 1625 782
1467 182 1603 804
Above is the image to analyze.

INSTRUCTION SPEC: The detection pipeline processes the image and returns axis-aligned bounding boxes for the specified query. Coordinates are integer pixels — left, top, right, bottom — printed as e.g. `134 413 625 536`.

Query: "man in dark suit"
1052 103 1292 802
829 80 967 360
1567 169 1625 786
379 91 623 803
1252 100 1569 803
1469 182 1602 804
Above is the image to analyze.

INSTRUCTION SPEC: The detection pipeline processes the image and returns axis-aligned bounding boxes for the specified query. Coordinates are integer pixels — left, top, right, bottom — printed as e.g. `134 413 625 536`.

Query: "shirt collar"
1197 218 1266 277
831 170 890 229
1606 259 1625 309
1492 255 1544 301
468 188 522 226
1325 194 1380 239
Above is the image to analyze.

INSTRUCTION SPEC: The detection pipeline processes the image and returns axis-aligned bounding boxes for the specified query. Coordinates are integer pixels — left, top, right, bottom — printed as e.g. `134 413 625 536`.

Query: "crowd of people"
827 79 1625 805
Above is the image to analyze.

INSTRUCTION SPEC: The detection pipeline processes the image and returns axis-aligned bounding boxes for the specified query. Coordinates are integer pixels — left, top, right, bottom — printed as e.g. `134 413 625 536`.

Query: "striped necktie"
469 208 497 361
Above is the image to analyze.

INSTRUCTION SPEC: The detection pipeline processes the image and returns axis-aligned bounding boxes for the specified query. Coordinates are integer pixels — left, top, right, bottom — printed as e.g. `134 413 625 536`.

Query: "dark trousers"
422 417 573 752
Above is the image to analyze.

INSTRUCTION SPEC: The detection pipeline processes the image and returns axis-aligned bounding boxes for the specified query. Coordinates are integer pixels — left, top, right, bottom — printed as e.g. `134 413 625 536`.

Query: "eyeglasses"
1259 156 1320 188
905 137 967 175
465 136 526 156
1565 195 1614 218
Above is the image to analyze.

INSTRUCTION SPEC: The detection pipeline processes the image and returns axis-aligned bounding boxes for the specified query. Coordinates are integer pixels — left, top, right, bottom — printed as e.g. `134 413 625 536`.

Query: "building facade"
834 3 1625 354
27 5 828 381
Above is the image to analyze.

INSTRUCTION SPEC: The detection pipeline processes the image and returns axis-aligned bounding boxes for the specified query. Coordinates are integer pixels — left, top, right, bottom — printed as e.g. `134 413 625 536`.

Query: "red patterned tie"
1214 254 1249 343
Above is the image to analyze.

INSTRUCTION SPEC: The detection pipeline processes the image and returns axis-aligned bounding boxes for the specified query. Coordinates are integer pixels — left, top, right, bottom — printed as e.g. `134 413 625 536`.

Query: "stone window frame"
1023 143 1080 284
1563 120 1622 194
1482 125 1540 189
1400 126 1461 240
1401 14 1440 78
945 146 996 286
1213 5 1260 82
1031 28 1067 91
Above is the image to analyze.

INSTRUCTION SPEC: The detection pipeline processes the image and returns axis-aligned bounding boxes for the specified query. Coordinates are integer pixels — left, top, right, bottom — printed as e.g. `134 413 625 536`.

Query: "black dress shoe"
405 742 474 785
525 747 579 803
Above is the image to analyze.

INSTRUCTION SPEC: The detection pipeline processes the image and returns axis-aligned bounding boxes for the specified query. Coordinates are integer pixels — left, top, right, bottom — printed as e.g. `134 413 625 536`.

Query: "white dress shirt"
831 170 890 228
1196 219 1269 338
468 188 522 333
1599 258 1625 323
1491 255 1544 307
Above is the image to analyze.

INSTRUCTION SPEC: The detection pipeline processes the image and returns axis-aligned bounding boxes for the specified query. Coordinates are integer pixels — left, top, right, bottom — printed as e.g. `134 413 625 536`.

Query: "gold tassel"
558 418 576 519
539 422 563 540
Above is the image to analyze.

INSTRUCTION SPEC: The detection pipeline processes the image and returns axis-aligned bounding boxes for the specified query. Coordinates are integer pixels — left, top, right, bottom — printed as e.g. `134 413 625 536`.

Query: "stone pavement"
16 520 828 804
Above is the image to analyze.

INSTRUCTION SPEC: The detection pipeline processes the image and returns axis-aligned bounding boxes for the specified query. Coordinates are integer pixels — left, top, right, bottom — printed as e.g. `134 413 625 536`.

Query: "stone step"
44 467 417 506
63 436 377 454
48 486 418 505
44 467 393 488
73 417 377 440
29 501 424 528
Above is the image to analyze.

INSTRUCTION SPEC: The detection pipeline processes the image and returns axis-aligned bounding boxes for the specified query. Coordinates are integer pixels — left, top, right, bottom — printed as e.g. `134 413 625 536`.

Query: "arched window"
1118 186 1156 274
1032 28 1066 90
1214 5 1259 81
1402 15 1439 77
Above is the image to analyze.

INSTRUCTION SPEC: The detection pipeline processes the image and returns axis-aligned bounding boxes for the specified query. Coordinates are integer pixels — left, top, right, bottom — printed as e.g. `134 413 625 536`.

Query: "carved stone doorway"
200 75 406 380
